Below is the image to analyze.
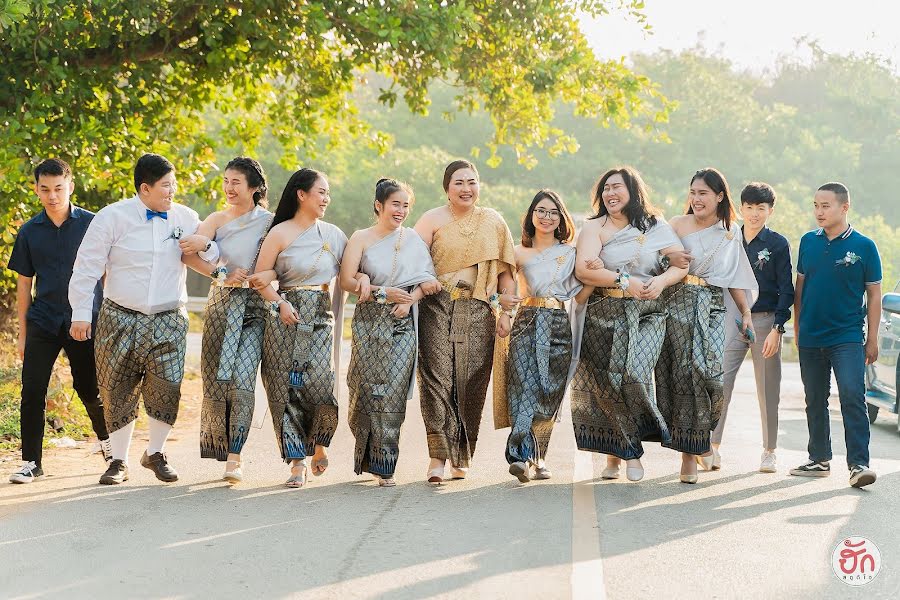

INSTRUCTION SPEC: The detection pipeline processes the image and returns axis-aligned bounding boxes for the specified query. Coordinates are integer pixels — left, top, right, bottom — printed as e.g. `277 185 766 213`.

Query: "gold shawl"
430 207 517 303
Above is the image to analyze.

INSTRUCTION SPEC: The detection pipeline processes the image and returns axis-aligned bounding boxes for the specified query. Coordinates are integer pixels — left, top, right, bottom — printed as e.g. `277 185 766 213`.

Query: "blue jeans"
798 343 870 468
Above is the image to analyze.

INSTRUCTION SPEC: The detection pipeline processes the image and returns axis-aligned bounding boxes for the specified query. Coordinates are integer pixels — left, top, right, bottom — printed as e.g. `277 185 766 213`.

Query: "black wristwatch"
774 323 786 334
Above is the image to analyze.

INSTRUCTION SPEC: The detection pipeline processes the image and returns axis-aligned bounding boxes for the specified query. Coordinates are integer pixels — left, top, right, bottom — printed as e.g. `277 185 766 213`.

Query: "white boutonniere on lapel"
166 226 184 242
835 251 860 267
755 248 771 269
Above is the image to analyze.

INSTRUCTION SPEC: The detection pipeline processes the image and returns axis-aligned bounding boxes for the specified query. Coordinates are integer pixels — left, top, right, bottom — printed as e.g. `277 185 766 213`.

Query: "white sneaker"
759 451 777 473
9 461 43 484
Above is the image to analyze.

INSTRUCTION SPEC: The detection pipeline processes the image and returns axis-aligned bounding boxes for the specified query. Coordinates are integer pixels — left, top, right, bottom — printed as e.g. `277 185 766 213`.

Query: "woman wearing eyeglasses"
493 190 592 483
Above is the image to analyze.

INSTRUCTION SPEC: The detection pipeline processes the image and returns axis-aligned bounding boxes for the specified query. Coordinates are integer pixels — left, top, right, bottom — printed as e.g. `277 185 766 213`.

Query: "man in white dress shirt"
69 153 219 485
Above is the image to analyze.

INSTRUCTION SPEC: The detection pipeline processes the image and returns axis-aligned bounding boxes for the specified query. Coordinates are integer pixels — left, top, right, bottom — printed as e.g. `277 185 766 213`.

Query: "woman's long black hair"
588 166 659 233
272 168 324 227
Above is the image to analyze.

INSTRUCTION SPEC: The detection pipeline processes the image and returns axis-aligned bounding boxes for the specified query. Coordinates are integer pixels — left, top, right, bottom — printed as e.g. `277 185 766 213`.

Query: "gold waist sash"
520 297 565 310
281 283 330 292
681 275 708 286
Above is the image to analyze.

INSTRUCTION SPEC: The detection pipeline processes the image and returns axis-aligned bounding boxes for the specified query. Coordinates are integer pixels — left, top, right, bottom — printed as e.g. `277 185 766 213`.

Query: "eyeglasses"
534 208 561 221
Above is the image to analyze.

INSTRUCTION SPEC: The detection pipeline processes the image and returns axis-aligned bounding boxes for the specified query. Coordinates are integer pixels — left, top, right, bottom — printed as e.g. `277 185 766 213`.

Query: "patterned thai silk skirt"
347 301 416 477
502 304 572 465
199 286 268 461
260 289 338 462
417 290 495 468
570 291 670 459
656 282 726 455
94 299 187 432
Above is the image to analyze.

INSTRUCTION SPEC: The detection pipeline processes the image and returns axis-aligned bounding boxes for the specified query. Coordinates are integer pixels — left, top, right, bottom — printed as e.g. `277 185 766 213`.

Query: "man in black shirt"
710 182 794 473
7 158 110 483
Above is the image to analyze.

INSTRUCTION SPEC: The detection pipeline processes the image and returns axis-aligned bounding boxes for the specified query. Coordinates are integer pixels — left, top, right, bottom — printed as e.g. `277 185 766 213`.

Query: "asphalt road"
1 337 898 599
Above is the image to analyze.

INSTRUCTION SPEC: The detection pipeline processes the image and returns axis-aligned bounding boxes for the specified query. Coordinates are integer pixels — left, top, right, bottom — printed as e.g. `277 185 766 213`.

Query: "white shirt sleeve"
69 211 113 322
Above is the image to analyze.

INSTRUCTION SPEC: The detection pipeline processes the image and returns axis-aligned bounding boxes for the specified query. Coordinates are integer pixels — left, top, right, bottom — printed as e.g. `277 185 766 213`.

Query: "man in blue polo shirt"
7 159 110 484
790 182 881 488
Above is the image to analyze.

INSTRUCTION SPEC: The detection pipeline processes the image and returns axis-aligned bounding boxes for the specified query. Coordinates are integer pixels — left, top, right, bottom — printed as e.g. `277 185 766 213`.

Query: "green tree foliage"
0 0 669 298
295 45 898 284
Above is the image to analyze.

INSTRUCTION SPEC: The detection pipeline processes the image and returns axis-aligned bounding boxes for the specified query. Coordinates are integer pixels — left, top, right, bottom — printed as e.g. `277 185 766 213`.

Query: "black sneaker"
9 461 43 484
99 438 113 463
99 459 129 485
789 460 831 477
849 465 876 488
140 451 179 482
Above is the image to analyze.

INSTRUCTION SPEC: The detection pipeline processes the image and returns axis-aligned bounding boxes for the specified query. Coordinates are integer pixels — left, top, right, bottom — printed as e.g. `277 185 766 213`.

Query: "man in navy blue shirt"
7 159 110 484
790 182 881 488
712 182 793 474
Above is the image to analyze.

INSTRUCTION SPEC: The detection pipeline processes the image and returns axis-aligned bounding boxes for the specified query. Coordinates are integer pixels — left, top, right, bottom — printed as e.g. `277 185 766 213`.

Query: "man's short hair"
133 153 174 193
817 181 850 204
740 182 776 207
33 158 72 183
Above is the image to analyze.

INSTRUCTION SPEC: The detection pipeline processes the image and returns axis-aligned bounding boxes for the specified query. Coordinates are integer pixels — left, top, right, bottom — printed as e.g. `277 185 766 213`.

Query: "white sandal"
426 458 445 484
223 459 242 483
449 465 468 480
375 475 397 487
285 461 308 488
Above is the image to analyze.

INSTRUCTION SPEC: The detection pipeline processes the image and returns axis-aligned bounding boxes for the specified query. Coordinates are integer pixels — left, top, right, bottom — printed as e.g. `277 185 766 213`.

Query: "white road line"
572 450 607 600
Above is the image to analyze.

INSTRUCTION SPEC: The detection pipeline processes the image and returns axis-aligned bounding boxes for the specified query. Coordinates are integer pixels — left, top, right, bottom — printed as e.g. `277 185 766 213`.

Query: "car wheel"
867 403 879 424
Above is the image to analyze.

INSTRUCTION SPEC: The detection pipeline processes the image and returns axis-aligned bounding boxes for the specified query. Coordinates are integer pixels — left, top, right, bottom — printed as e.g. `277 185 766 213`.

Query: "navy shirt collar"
32 205 83 226
742 225 771 245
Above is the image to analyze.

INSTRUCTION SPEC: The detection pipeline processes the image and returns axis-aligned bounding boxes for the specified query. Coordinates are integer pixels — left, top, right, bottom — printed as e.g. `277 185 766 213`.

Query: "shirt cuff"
71 309 94 323
198 240 219 262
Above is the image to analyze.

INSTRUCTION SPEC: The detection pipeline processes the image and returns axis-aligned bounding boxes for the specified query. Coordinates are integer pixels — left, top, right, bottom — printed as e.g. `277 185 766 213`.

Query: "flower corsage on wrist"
374 286 388 304
269 296 286 317
615 269 630 292
489 292 514 320
489 292 503 318
210 266 227 286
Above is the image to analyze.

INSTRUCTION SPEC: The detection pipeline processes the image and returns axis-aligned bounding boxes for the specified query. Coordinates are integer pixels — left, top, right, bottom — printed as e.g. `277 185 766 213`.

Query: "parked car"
866 281 900 434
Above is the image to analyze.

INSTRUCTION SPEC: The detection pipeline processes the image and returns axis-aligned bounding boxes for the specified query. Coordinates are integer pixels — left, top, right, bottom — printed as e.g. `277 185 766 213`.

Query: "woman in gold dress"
413 160 517 483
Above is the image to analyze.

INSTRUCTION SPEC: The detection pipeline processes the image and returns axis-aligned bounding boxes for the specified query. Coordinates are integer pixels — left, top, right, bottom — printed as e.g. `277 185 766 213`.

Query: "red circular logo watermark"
832 536 881 586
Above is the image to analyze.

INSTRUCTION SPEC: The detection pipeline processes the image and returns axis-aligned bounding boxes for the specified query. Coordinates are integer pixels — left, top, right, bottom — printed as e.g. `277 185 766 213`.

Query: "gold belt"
521 297 565 310
440 280 473 301
597 287 633 298
682 275 708 287
280 283 330 292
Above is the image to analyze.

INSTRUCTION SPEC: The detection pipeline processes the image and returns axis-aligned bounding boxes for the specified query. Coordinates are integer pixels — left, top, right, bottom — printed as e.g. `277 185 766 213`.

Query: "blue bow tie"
146 209 168 220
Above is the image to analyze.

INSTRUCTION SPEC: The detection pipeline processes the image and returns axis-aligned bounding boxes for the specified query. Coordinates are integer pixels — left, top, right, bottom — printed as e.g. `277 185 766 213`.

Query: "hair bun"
376 177 392 187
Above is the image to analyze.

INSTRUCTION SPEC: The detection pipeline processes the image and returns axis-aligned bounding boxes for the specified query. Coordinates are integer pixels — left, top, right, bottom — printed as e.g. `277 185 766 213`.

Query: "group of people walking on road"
8 154 883 490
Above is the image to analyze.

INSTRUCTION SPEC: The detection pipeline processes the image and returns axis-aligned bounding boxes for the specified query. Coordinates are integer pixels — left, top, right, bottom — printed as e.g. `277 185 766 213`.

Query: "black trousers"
20 323 108 467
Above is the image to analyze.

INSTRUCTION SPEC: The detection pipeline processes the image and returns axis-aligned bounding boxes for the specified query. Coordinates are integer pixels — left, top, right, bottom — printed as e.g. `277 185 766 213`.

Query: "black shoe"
99 438 113 463
789 460 831 477
849 465 876 488
140 451 179 482
9 461 44 484
99 459 129 485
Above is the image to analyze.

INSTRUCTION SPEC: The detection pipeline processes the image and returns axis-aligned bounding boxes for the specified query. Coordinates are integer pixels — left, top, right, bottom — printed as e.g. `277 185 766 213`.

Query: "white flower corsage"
269 297 285 317
211 266 227 285
166 226 184 241
374 286 388 304
835 251 860 267
489 292 502 318
755 248 771 269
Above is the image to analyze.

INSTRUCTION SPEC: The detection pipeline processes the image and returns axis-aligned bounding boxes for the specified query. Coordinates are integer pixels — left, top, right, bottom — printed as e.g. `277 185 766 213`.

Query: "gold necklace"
387 227 404 286
292 224 339 285
448 202 478 238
